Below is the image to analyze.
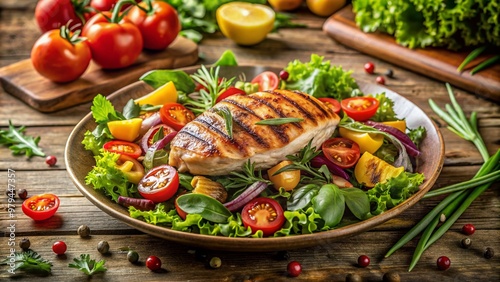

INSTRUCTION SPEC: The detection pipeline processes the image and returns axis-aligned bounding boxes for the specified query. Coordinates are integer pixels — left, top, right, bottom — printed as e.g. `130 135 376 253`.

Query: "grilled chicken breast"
168 89 340 175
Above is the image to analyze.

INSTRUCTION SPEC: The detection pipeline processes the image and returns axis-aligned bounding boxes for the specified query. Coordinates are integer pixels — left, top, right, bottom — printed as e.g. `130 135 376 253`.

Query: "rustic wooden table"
1 1 499 281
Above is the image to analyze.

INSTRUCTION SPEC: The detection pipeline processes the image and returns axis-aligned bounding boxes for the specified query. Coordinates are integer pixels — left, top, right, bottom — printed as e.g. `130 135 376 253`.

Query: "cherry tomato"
318 97 341 114
340 97 380 121
82 12 143 69
216 87 246 103
241 197 285 237
146 124 177 148
287 261 302 277
251 71 279 91
138 164 179 203
22 193 60 221
127 1 180 50
115 155 145 184
90 0 118 11
267 160 300 191
146 255 162 271
35 0 90 33
322 137 361 169
159 103 195 131
103 140 142 159
31 26 91 83
52 241 67 255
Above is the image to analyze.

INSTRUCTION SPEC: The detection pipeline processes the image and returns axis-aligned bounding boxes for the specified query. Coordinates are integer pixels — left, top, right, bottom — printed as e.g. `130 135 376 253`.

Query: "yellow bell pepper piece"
115 159 144 184
339 127 384 154
135 81 178 106
354 152 404 188
381 120 407 132
107 118 142 142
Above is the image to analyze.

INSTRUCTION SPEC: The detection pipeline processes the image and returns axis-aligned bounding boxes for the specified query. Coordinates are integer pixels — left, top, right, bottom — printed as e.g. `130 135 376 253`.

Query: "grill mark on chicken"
196 113 246 152
246 95 303 130
268 90 318 123
294 91 331 118
177 130 220 155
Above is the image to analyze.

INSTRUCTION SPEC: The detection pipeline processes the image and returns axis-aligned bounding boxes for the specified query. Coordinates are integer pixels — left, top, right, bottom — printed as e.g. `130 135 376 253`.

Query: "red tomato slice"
340 97 380 121
146 124 177 148
216 87 246 103
103 140 142 159
318 97 341 114
22 193 60 221
137 164 179 203
322 137 361 169
159 103 196 131
251 71 279 91
241 197 285 237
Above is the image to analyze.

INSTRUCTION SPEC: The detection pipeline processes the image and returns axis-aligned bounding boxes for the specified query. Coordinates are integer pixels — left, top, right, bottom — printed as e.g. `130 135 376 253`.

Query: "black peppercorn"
20 238 30 251
18 189 28 200
484 247 494 259
385 69 394 78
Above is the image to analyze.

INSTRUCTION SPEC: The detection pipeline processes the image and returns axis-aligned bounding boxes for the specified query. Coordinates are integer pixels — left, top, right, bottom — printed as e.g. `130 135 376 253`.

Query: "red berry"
52 241 67 255
279 70 289 81
364 62 375 74
45 155 57 167
376 76 385 85
287 261 302 277
462 224 475 235
146 255 162 271
437 256 451 270
357 255 370 267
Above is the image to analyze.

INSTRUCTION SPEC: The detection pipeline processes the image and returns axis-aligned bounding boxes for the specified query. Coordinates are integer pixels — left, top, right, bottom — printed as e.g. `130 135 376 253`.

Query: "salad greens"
0 120 45 158
83 51 427 238
69 254 107 276
1 250 52 276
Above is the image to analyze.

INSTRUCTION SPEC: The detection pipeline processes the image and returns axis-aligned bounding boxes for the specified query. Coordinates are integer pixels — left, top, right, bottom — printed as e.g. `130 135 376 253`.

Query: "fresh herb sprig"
69 254 107 276
385 83 499 271
0 120 45 158
188 65 233 114
1 250 52 276
218 160 270 190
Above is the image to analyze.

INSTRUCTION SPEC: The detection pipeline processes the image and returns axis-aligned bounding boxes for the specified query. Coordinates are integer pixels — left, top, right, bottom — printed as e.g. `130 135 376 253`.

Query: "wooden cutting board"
323 5 500 102
0 36 199 112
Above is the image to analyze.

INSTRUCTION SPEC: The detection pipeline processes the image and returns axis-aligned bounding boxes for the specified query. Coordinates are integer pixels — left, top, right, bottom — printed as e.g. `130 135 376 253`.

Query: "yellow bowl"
216 2 275 46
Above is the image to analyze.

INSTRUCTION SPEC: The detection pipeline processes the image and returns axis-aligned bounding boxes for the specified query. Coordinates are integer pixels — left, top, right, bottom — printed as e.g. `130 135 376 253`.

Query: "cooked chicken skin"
168 89 340 175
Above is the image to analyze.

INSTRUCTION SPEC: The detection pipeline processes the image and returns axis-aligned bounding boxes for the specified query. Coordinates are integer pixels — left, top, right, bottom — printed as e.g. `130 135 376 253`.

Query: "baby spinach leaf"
176 193 232 223
140 70 195 94
341 188 371 220
287 184 320 211
312 184 345 227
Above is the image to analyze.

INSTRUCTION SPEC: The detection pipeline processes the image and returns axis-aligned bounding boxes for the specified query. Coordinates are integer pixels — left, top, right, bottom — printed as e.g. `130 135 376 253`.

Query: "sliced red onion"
364 120 421 157
143 131 177 170
311 154 350 180
141 124 176 152
118 196 155 211
223 181 268 212
139 112 161 136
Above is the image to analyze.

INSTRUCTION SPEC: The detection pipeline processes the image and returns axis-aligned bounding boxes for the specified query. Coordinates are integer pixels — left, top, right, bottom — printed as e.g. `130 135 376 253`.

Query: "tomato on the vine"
251 71 279 91
318 97 341 114
22 194 60 221
127 0 180 50
137 164 179 203
241 197 285 236
340 97 380 121
103 140 142 159
159 103 195 131
90 0 118 11
31 25 91 83
216 87 246 103
322 137 361 169
82 9 143 69
35 0 91 33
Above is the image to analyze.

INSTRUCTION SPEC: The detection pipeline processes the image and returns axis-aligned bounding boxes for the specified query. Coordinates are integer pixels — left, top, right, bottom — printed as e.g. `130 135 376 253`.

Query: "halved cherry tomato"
322 137 361 169
22 193 60 221
159 103 196 131
146 124 177 148
103 140 142 159
137 164 179 203
340 97 380 121
115 155 145 184
318 97 341 114
174 195 187 220
251 71 279 91
216 87 246 103
241 197 285 237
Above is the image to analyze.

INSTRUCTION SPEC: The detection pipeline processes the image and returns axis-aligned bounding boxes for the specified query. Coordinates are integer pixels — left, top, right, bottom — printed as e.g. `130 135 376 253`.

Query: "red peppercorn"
45 155 57 167
462 223 475 235
279 70 289 81
436 256 451 270
146 255 162 271
287 261 302 277
364 62 375 74
357 255 370 268
52 241 67 255
376 76 385 85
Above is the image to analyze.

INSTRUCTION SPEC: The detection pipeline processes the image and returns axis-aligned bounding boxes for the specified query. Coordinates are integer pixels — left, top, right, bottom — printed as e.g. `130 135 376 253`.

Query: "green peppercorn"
77 225 91 238
484 247 494 259
97 240 110 254
209 257 222 269
461 237 472 249
127 250 139 263
20 238 30 251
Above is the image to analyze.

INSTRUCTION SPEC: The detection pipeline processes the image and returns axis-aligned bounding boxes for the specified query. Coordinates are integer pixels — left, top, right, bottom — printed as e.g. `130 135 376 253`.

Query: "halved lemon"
216 2 275 46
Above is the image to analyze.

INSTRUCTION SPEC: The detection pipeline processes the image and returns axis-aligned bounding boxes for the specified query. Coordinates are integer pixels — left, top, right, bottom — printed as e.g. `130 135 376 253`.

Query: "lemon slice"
216 2 275 46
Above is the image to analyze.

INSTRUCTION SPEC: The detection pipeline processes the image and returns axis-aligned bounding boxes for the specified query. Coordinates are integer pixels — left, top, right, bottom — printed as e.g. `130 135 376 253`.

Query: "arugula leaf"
0 250 52 276
69 254 107 276
0 120 45 158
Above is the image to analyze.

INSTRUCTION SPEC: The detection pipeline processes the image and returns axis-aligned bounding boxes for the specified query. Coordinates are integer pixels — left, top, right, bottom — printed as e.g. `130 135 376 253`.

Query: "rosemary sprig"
214 107 233 139
255 118 304 125
188 65 234 114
